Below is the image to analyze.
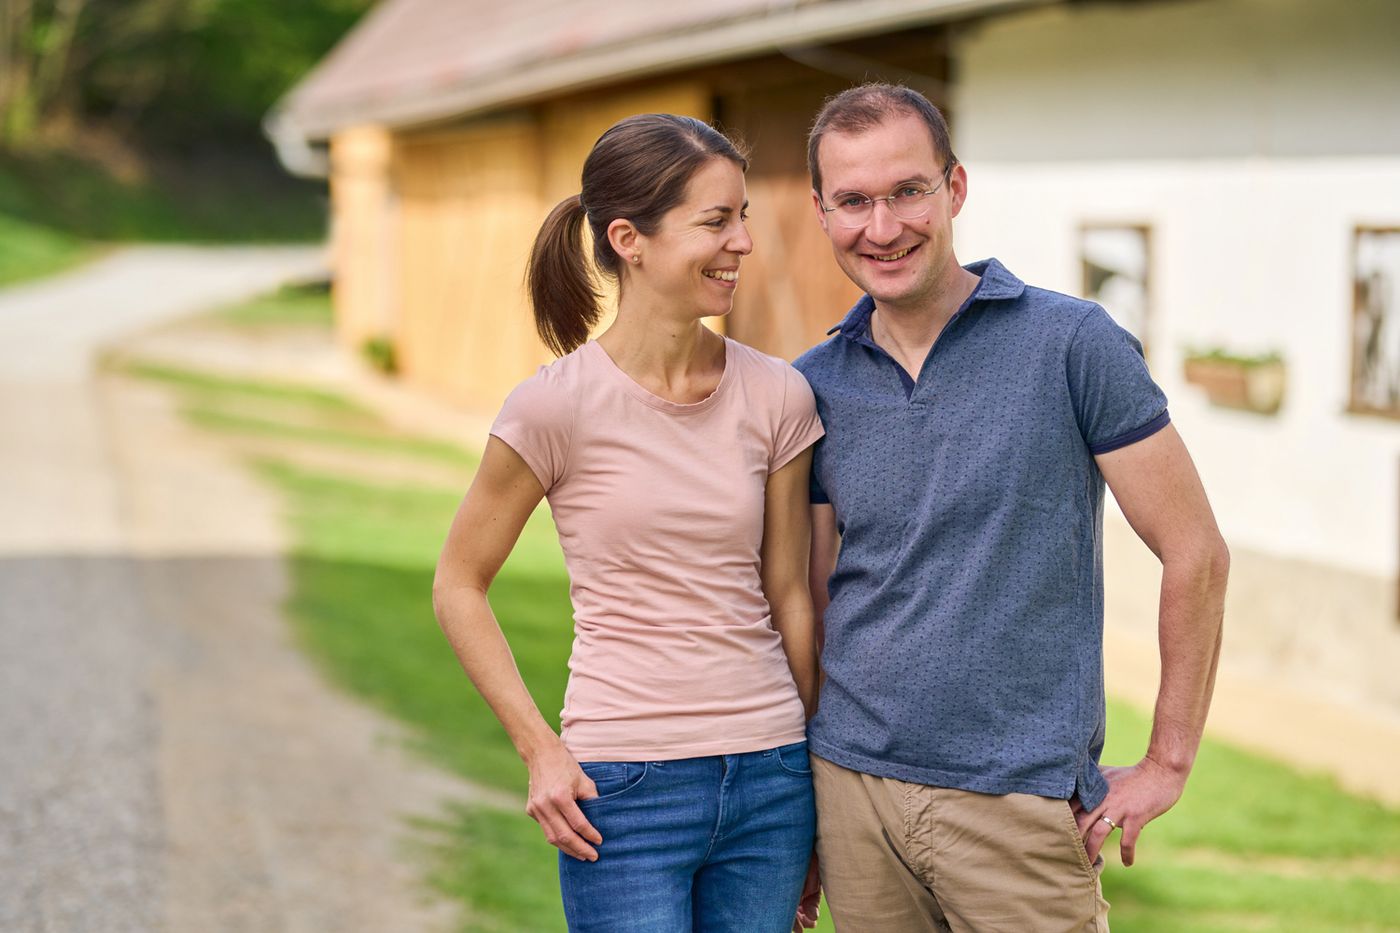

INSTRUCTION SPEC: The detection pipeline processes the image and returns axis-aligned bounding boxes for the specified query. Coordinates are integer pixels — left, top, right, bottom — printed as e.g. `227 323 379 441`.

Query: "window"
1080 225 1151 357
1352 228 1400 417
1081 224 1151 348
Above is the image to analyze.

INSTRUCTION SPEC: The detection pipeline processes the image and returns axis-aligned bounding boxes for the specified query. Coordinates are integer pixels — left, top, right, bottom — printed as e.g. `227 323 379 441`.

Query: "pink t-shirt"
490 337 824 761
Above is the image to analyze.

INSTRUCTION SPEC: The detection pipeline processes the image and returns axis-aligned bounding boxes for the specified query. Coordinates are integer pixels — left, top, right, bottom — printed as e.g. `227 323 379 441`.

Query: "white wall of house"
950 0 1400 578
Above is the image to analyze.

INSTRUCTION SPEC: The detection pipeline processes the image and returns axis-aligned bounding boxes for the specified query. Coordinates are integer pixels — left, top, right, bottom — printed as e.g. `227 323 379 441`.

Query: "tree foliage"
0 0 374 149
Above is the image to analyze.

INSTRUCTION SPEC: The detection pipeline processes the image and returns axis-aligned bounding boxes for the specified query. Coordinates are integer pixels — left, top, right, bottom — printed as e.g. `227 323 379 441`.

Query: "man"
792 84 1229 931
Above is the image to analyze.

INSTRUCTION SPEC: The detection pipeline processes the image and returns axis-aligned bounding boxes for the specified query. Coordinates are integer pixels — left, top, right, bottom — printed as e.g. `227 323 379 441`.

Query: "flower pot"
1182 358 1284 415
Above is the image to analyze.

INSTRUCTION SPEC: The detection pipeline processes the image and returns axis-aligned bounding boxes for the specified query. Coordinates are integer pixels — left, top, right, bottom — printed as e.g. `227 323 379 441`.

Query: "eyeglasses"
820 164 956 228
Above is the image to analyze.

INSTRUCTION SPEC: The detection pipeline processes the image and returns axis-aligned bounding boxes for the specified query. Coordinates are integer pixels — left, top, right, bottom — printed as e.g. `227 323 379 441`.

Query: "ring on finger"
1100 815 1118 830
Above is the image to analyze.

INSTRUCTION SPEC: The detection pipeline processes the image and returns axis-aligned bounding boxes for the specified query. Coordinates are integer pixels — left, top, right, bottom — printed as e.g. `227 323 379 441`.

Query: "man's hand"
792 854 822 931
1072 757 1187 866
524 741 603 861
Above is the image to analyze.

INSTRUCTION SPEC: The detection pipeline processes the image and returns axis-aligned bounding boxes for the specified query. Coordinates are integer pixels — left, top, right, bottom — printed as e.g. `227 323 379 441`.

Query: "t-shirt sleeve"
771 364 826 474
489 371 573 491
1066 305 1170 455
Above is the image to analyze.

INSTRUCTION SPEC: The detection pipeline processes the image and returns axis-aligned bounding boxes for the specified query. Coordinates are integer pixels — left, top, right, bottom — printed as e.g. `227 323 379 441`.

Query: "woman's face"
628 158 753 319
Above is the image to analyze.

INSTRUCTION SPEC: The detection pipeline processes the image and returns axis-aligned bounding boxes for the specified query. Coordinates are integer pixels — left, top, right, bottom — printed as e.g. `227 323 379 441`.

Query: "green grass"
0 213 95 285
214 281 335 328
194 409 477 466
120 357 477 469
418 805 568 933
124 360 366 414
127 341 1400 932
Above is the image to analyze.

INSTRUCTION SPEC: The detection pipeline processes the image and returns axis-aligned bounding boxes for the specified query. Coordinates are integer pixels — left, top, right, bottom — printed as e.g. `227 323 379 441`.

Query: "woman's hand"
792 853 822 930
525 740 604 861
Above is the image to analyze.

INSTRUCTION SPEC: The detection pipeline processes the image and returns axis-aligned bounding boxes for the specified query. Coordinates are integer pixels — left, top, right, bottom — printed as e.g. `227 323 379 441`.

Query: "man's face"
811 113 967 313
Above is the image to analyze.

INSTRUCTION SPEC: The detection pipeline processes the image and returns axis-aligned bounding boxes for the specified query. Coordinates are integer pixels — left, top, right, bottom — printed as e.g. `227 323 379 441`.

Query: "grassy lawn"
0 213 95 286
213 281 336 328
127 286 1400 931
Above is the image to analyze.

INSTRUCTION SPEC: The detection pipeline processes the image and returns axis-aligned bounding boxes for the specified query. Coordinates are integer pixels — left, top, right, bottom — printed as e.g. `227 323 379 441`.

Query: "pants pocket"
577 760 649 807
775 741 813 776
1057 799 1096 876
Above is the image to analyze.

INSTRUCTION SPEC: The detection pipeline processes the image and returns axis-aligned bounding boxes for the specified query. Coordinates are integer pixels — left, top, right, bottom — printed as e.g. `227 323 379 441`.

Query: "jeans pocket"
577 760 649 807
775 741 813 776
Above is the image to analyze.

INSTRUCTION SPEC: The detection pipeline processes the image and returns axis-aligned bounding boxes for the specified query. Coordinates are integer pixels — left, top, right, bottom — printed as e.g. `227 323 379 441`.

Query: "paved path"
0 247 471 932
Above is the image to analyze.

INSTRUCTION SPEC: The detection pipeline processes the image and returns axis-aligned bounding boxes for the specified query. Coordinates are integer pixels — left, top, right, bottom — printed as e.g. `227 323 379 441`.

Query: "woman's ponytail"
526 194 601 357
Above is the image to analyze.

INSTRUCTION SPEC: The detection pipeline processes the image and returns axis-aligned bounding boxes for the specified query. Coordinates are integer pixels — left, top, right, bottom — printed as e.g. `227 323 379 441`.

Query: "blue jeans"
558 741 815 932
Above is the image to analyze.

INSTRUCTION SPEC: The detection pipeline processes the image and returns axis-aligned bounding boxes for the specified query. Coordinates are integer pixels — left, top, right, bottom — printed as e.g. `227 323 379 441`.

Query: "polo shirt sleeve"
489 370 573 491
771 365 826 474
1066 305 1170 455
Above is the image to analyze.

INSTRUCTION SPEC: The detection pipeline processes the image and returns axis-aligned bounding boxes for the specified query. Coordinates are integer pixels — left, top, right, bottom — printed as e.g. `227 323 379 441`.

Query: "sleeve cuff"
1088 409 1171 455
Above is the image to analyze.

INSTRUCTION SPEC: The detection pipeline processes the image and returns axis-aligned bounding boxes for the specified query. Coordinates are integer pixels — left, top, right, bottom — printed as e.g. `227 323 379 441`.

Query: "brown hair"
807 83 957 198
526 114 748 356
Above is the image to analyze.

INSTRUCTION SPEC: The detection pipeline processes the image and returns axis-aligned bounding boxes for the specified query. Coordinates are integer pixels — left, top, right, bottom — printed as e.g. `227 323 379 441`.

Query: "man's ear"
948 163 970 219
811 190 830 235
607 218 640 263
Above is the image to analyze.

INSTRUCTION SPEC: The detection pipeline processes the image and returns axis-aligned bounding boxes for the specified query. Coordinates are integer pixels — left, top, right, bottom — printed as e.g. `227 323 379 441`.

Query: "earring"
631 254 640 264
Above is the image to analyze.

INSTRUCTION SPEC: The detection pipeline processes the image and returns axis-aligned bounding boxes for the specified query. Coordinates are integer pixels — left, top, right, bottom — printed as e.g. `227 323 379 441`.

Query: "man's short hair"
807 83 958 197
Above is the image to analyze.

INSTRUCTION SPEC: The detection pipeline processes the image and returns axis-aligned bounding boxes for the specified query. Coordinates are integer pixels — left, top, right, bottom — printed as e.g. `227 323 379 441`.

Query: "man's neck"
870 266 981 379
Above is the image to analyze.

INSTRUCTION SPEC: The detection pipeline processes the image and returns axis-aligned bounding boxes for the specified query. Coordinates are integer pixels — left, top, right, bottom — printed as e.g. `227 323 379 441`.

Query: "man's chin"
840 264 923 307
866 283 923 307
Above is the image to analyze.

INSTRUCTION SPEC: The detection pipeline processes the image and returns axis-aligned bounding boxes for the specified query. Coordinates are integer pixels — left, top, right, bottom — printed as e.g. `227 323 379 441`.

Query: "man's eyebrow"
833 176 934 195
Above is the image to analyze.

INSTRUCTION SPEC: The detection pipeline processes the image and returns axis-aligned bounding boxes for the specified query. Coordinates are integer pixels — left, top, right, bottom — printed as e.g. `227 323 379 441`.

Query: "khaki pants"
812 754 1110 933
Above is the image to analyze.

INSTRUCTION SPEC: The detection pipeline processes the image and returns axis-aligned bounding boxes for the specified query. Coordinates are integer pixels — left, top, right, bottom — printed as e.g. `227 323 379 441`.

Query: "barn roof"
270 0 1050 145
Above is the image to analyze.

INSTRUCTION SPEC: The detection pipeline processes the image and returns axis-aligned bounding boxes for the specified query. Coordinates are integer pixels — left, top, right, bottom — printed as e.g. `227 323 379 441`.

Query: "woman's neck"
598 297 725 402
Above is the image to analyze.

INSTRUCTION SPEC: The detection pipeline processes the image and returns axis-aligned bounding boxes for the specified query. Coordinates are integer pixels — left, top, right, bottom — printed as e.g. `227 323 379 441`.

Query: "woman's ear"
607 218 640 264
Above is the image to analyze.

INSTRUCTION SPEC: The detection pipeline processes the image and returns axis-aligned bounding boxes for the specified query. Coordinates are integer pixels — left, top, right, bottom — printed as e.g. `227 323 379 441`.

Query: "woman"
431 114 823 932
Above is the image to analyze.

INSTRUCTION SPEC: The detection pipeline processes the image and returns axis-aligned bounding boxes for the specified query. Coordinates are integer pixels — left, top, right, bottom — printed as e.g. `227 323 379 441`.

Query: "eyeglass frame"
818 162 958 228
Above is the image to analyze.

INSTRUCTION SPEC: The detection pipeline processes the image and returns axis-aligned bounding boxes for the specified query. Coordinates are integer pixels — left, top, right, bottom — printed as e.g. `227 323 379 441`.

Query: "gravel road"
0 247 473 932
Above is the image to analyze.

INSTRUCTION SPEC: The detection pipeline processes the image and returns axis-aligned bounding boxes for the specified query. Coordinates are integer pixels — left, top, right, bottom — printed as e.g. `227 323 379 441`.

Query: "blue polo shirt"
794 258 1168 809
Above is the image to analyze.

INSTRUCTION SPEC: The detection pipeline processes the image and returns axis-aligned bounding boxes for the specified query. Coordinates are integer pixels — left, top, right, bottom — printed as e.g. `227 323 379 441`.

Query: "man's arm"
1077 422 1229 866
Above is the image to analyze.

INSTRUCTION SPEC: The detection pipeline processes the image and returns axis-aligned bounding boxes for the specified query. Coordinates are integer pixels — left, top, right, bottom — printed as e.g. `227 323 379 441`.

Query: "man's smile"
864 244 919 264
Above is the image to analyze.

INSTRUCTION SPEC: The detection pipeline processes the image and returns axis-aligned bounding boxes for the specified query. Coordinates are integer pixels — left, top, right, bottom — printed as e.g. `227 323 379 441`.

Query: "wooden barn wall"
392 117 546 410
328 125 396 351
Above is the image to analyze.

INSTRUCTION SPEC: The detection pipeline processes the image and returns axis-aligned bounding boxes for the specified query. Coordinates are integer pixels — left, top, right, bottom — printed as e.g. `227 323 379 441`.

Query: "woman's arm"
762 448 820 718
432 436 601 861
808 503 839 658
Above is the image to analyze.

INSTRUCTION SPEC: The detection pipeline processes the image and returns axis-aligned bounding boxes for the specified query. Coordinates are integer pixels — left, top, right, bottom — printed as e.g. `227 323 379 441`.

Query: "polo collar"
826 257 1027 337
